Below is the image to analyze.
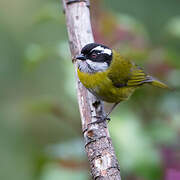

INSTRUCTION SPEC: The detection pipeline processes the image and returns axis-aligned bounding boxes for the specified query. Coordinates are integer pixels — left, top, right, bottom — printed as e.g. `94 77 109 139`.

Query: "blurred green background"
0 0 180 180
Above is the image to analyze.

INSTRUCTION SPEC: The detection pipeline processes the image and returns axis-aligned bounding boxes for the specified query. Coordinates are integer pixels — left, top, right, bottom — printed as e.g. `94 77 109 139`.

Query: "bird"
75 43 168 123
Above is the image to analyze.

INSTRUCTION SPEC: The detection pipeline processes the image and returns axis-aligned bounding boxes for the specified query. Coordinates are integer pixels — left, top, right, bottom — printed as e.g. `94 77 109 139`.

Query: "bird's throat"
77 60 108 73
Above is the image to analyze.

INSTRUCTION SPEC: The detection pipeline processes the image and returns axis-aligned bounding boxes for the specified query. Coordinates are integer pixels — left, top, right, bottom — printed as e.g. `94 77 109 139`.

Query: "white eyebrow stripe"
91 46 112 55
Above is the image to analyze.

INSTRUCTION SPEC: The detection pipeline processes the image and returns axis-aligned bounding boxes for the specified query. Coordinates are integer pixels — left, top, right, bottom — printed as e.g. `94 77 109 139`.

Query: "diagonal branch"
61 0 121 179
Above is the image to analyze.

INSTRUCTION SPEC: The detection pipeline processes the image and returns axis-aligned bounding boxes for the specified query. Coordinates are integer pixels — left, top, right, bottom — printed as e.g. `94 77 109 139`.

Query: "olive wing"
107 52 151 88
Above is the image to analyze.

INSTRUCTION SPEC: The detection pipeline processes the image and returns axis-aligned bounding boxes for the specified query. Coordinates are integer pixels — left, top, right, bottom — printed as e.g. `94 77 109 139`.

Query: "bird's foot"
90 115 111 125
84 115 110 132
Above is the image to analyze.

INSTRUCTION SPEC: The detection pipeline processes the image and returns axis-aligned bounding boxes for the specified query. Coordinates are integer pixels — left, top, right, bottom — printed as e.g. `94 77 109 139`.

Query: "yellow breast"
77 68 135 103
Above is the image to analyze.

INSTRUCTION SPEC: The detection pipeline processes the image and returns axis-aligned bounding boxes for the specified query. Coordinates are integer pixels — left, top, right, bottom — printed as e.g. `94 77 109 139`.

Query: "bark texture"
62 1 121 179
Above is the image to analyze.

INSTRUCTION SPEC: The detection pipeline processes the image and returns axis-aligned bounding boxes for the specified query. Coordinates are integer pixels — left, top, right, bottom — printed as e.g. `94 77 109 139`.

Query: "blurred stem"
61 0 121 179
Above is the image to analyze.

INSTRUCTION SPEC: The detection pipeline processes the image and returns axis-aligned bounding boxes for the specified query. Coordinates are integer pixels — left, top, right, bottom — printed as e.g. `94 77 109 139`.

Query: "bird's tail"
149 77 169 89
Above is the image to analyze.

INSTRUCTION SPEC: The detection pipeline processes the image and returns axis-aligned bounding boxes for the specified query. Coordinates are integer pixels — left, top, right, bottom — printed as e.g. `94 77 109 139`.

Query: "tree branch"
62 0 121 179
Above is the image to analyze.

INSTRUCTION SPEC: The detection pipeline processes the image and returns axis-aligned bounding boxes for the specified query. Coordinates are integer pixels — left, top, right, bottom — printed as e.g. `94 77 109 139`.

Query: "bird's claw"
89 116 111 125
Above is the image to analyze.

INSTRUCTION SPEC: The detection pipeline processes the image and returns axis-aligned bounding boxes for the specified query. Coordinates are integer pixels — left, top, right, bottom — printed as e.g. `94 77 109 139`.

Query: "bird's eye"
91 53 97 58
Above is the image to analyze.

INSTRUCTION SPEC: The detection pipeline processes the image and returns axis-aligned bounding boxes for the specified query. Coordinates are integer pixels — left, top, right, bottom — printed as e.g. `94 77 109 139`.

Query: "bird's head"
75 43 113 73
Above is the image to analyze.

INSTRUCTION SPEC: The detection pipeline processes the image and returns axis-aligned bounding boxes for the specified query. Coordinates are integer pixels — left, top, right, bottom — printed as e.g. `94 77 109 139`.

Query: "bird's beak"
75 54 86 61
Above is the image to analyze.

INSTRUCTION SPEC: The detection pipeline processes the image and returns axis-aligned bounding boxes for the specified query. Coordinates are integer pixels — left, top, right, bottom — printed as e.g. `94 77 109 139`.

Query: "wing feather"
108 51 152 87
